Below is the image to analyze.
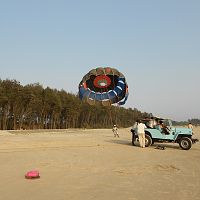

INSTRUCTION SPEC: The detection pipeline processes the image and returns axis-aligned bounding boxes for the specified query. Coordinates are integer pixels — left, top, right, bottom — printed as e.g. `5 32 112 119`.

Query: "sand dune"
0 127 200 200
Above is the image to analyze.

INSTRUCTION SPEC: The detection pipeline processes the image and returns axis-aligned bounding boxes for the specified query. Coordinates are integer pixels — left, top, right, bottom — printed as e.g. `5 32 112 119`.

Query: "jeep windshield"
140 117 172 128
162 119 172 127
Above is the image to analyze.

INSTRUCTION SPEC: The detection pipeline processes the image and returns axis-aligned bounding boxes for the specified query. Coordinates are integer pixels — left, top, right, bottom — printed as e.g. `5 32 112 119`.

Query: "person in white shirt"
112 125 119 137
137 121 147 148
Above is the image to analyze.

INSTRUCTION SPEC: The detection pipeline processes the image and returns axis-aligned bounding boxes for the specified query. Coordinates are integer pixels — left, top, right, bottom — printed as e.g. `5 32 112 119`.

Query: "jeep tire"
179 137 192 150
145 134 152 147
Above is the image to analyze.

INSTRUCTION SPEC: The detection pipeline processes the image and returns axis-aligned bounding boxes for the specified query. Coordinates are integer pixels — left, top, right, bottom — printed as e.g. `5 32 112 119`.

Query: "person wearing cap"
112 124 119 137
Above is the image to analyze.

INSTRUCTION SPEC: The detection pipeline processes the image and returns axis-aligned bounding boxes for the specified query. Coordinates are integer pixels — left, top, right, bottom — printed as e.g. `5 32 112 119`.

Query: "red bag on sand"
25 170 40 179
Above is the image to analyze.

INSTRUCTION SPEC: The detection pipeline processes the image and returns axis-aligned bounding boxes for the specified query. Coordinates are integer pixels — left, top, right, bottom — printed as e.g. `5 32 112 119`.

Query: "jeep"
131 117 199 150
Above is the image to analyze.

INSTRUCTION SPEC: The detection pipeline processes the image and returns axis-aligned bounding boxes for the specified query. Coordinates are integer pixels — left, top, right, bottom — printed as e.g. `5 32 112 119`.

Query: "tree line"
0 79 150 130
173 119 200 126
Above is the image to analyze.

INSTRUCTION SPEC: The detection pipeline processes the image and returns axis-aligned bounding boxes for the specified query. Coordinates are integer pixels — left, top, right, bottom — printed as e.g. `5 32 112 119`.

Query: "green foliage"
188 119 200 126
0 79 150 130
172 118 200 126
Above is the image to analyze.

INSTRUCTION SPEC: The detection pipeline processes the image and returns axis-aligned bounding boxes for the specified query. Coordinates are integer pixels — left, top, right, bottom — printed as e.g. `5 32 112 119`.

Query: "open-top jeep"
131 117 199 150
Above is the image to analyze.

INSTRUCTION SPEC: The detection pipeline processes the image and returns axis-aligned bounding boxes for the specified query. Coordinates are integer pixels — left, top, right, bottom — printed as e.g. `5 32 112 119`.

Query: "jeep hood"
174 127 192 135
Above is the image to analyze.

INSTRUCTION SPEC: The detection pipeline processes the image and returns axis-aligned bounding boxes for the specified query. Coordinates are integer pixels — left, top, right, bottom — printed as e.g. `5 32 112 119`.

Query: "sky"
0 0 200 121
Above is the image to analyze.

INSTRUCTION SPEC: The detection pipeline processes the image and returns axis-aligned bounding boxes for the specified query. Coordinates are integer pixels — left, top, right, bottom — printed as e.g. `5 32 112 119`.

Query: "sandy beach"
0 127 200 200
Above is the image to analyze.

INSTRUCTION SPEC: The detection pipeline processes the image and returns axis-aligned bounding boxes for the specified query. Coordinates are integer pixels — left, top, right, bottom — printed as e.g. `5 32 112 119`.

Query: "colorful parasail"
79 67 129 106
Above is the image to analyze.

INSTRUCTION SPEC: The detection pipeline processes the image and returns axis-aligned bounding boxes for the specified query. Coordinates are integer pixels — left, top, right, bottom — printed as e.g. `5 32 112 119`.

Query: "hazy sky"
0 0 200 121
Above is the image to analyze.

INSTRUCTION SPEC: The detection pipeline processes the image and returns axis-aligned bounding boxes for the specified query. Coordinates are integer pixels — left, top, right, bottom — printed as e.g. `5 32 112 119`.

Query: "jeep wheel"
179 137 192 150
145 134 152 147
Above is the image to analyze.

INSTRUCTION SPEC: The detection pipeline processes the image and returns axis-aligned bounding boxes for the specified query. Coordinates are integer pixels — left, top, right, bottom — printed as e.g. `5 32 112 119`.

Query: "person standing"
137 120 147 148
131 120 138 145
188 122 194 135
112 125 119 137
188 122 193 130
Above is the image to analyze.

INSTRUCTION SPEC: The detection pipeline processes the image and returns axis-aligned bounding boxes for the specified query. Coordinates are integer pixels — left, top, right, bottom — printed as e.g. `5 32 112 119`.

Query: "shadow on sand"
106 139 182 150
151 143 180 150
105 139 132 146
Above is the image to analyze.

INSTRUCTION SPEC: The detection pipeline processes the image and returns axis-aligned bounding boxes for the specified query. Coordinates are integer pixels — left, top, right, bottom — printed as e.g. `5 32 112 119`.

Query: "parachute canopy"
79 67 129 106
